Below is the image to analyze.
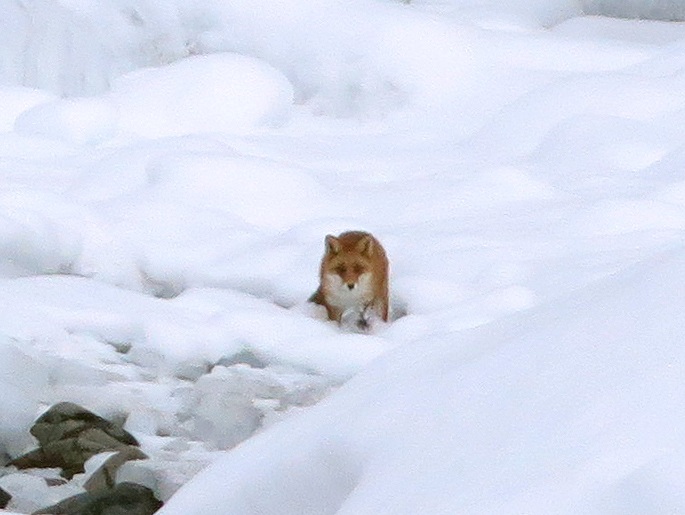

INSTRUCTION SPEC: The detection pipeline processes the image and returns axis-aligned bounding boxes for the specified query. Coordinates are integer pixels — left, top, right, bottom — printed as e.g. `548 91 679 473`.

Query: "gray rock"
0 486 10 509
31 403 138 448
216 349 268 369
32 482 162 515
10 403 141 478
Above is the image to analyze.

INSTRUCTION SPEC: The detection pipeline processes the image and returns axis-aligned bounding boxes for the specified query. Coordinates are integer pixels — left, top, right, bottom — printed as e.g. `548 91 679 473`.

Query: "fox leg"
364 300 387 322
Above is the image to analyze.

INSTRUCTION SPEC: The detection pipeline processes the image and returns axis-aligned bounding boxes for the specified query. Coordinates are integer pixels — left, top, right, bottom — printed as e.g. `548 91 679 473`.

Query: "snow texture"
2 0 685 514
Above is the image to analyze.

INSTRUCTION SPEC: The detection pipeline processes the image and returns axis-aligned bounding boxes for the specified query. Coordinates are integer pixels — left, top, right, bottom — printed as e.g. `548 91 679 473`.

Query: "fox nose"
347 283 355 290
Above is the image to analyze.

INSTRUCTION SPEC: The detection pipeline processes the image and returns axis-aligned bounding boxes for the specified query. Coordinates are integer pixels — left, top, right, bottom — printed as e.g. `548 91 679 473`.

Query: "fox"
309 231 389 328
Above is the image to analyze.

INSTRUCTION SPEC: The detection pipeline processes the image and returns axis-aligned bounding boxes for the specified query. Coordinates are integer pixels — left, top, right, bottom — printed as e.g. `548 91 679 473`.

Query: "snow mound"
159 246 685 514
0 87 56 132
143 153 333 230
580 0 685 21
0 336 47 457
14 97 118 145
4 2 685 514
110 54 294 138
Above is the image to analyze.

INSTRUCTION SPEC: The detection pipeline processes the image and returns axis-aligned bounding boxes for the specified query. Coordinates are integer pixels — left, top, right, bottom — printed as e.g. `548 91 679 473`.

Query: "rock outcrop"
10 402 141 479
0 486 11 509
5 402 161 514
33 482 162 515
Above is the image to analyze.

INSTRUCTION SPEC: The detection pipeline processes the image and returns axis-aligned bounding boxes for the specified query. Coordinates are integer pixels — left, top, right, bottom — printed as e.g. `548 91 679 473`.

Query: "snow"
14 97 117 146
110 54 294 138
1 0 685 513
160 244 685 514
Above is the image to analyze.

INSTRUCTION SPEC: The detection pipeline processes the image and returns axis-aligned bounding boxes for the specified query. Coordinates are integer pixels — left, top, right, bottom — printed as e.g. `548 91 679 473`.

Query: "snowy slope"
160 245 685 515
2 0 685 513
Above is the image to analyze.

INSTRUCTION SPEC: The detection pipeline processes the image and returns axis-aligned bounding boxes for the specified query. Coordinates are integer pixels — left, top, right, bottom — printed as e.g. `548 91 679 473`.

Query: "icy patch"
177 364 333 450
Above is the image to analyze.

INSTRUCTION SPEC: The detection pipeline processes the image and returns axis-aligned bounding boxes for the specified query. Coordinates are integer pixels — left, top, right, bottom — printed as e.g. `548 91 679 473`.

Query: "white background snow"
1 0 685 513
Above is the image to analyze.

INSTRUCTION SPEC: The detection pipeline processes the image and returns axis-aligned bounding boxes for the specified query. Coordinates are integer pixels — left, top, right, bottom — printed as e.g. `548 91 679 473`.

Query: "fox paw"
340 306 381 333
340 308 367 333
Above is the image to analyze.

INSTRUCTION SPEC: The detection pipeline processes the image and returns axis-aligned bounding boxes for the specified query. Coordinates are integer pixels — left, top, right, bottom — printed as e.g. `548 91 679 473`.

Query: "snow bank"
200 0 484 116
3 0 683 115
416 0 579 27
0 0 191 95
0 190 85 278
1 0 478 116
3 1 685 513
159 245 685 514
0 87 56 132
139 152 326 229
0 336 47 457
110 54 294 138
581 0 685 21
15 97 118 145
9 53 294 143
0 276 388 381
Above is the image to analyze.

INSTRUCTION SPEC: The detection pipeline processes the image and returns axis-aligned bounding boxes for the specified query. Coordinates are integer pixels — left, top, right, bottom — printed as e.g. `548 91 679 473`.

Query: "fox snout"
340 270 362 291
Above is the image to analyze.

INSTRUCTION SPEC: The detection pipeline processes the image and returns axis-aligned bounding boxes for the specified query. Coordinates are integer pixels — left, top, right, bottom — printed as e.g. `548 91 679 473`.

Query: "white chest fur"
324 272 374 311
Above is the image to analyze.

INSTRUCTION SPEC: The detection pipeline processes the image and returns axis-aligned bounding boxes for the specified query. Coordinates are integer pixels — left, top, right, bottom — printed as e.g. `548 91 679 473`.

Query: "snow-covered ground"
2 0 685 513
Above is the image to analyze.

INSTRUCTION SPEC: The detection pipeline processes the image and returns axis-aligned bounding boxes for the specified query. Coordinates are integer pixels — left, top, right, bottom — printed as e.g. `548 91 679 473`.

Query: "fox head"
323 232 375 292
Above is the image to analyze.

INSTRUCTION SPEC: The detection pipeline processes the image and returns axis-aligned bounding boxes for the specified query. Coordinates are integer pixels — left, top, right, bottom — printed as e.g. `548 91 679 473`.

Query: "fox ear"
325 235 341 254
357 235 373 256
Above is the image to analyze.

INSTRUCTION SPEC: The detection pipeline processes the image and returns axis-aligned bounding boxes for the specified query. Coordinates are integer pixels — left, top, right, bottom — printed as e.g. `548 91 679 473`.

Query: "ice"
177 364 333 450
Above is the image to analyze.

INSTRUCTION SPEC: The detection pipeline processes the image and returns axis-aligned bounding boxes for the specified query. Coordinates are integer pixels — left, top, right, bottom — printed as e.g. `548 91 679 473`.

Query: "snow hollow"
2 0 685 514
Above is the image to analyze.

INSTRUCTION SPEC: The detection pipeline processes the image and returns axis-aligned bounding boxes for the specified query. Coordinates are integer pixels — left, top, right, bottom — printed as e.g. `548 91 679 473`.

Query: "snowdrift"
2 0 685 513
160 245 685 514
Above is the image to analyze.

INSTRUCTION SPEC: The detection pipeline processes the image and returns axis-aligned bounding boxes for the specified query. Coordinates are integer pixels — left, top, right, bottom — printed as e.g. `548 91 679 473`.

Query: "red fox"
309 231 389 328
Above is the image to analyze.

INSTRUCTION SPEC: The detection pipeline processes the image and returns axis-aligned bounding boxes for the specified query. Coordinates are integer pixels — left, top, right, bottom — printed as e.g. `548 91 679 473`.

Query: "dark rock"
13 432 136 477
0 487 10 509
10 403 141 478
31 403 138 448
0 449 10 467
33 482 162 515
45 478 69 487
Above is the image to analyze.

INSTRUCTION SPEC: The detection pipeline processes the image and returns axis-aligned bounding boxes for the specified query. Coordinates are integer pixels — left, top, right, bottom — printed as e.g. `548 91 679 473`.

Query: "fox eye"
335 265 347 275
353 264 364 274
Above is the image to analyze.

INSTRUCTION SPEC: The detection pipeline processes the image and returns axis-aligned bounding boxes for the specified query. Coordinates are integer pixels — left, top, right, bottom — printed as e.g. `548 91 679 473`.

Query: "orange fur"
309 231 389 324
